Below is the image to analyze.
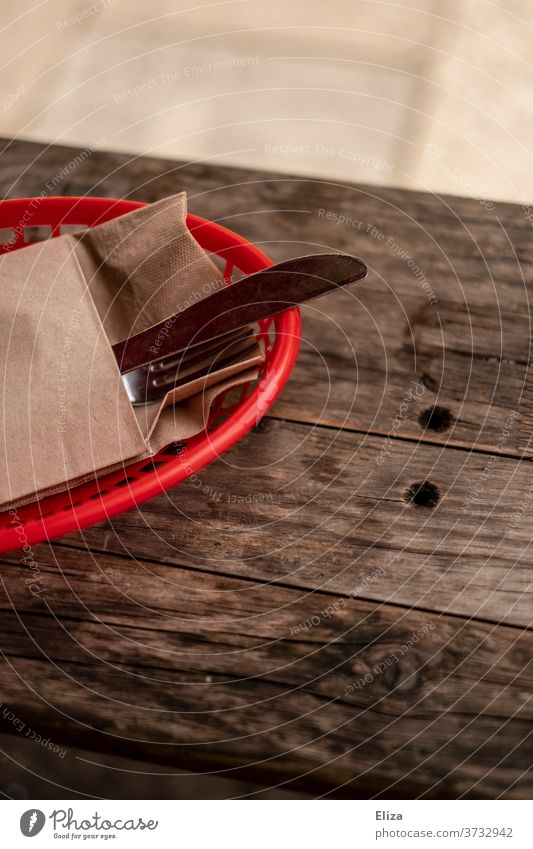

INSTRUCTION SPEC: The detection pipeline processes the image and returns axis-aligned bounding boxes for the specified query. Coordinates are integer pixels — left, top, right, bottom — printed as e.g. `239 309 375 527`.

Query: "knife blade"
113 253 367 374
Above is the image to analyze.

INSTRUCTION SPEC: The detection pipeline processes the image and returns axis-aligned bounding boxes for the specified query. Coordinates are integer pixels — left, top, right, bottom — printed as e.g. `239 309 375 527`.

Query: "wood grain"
0 543 532 798
1 138 532 453
1 137 532 796
56 418 533 627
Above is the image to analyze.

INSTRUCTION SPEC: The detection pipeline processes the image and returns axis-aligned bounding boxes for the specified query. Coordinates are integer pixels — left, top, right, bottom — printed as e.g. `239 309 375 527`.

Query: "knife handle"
114 254 367 374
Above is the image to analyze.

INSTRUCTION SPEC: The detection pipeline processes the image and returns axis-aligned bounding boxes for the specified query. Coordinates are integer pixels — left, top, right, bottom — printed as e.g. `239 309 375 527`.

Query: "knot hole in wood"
405 480 440 508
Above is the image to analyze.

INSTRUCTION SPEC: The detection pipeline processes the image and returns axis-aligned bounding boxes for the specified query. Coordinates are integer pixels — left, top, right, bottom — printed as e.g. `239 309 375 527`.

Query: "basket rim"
0 196 301 552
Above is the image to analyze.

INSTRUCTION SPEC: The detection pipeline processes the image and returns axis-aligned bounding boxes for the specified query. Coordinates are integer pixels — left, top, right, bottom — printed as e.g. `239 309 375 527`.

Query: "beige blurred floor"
1 0 533 202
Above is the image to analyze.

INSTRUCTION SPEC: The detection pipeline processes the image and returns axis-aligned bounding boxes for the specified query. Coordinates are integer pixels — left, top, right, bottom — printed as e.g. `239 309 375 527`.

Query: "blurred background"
1 0 533 202
1 0 532 800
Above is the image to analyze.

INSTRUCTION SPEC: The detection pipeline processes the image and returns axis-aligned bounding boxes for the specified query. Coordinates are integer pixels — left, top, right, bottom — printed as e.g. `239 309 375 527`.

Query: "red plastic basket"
0 196 301 553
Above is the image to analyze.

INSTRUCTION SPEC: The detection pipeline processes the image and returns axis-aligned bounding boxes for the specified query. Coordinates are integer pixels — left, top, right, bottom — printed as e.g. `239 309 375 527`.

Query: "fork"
122 325 258 406
119 253 368 406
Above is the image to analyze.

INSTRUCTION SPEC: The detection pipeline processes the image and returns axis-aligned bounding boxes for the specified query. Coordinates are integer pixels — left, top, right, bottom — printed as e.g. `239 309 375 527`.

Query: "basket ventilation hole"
115 477 136 488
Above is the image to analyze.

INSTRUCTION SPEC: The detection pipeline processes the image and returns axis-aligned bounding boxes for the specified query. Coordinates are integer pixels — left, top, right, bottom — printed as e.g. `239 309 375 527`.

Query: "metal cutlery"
122 327 258 406
113 254 367 375
115 253 367 405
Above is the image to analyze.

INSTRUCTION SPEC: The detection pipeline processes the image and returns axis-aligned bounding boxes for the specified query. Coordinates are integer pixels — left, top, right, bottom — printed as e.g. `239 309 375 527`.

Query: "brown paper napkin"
0 193 264 510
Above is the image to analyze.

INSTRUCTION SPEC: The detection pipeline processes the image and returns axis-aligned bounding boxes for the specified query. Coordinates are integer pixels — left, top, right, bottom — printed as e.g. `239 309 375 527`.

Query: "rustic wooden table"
1 138 532 799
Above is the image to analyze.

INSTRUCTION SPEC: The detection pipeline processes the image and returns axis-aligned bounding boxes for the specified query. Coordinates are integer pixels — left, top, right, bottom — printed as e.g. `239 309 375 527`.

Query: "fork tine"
150 326 254 375
152 339 258 391
121 325 260 406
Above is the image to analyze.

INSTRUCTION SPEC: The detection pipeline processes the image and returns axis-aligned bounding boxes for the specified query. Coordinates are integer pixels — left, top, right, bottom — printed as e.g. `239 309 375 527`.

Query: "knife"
113 253 367 374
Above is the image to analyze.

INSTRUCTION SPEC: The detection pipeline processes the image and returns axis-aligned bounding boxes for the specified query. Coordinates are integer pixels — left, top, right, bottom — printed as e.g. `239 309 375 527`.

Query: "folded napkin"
0 193 264 510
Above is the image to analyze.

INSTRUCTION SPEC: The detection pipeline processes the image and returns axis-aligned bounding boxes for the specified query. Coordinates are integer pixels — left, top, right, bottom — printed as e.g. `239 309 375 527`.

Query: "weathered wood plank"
1 138 532 454
1 138 532 796
0 544 532 798
26 418 533 627
275 288 532 455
